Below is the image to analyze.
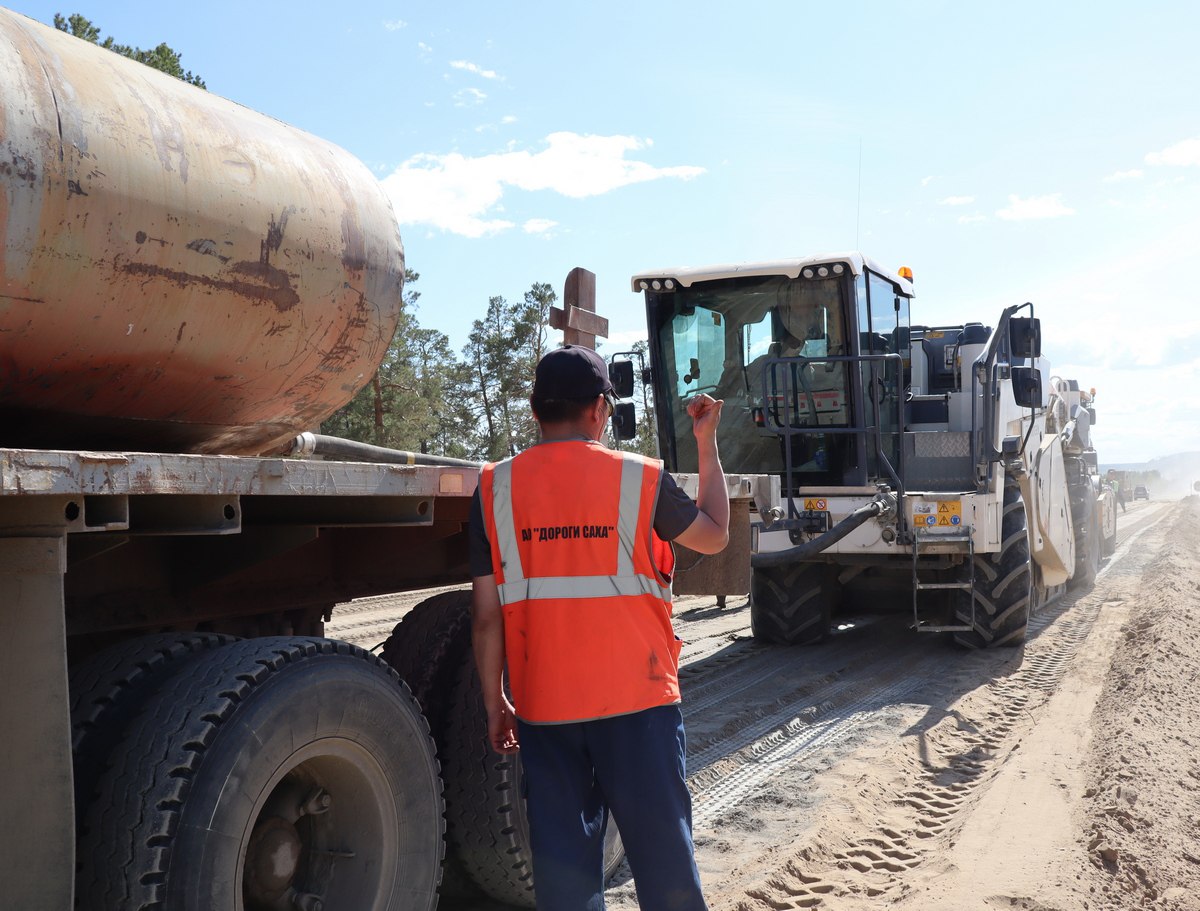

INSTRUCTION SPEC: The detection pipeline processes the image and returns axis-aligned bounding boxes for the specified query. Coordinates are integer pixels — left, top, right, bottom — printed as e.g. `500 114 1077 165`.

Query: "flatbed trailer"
0 448 476 910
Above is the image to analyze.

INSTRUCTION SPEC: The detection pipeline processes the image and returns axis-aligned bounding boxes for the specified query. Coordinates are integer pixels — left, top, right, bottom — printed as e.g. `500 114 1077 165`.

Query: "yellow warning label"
803 498 828 511
913 499 963 528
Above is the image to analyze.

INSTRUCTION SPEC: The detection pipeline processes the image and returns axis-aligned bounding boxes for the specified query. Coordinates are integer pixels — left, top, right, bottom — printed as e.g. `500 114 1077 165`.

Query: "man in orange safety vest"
470 344 729 910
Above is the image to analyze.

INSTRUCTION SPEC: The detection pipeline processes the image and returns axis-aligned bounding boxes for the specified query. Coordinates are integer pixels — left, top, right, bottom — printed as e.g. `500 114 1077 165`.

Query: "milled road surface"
328 497 1196 910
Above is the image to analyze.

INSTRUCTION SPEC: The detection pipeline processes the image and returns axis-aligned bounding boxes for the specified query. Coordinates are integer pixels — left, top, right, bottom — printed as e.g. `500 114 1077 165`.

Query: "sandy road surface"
328 496 1199 910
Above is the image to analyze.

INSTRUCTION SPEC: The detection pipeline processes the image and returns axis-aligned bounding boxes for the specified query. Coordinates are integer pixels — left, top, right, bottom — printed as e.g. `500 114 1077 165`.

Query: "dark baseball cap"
532 345 613 400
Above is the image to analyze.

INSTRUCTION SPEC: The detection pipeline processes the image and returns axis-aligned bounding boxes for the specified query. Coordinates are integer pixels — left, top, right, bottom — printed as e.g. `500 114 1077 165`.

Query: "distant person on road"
469 344 730 911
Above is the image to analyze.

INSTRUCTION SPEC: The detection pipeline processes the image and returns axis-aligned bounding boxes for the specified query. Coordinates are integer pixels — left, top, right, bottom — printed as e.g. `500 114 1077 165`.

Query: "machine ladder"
911 529 976 633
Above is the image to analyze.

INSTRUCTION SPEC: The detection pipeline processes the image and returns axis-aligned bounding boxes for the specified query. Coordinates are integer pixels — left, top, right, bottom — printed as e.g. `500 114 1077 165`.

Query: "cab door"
856 270 909 480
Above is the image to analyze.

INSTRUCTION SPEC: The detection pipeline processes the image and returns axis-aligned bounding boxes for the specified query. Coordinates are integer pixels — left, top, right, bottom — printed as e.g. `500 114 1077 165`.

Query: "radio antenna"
856 138 863 249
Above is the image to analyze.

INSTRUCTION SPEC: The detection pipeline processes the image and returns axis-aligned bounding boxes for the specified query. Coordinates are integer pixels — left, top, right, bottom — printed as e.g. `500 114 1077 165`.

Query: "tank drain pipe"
290 432 482 469
751 499 885 568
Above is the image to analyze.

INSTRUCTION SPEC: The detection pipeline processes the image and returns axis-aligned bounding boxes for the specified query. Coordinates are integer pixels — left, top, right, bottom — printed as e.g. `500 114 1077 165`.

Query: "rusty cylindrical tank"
0 8 404 455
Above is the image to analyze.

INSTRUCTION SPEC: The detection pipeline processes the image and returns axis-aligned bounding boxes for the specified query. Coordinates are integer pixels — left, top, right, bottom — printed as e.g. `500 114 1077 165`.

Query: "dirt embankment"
1080 497 1200 909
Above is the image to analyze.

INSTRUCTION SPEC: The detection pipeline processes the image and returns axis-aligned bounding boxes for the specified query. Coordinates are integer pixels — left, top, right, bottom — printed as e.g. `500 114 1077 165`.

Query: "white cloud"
382 19 406 31
418 42 433 54
1145 137 1200 167
381 132 705 238
454 88 487 107
501 115 517 125
920 176 936 187
523 218 558 234
940 195 975 206
958 214 988 224
996 193 1075 221
450 60 500 80
1102 168 1144 182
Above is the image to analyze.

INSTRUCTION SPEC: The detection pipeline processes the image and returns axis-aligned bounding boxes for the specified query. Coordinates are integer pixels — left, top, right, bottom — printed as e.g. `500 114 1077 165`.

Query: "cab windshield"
649 274 852 479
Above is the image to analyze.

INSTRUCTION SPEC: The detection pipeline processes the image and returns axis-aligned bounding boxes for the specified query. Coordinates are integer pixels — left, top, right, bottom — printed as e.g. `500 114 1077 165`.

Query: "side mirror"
1008 317 1041 360
1011 366 1043 408
609 359 635 399
611 402 637 441
1087 406 1097 425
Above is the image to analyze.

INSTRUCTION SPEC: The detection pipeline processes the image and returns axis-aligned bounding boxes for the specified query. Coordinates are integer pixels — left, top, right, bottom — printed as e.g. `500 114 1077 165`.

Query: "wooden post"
549 267 609 349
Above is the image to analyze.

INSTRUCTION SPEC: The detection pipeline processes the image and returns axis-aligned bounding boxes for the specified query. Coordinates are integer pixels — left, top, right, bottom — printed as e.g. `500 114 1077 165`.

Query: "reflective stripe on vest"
498 573 673 605
481 441 679 723
489 459 523 581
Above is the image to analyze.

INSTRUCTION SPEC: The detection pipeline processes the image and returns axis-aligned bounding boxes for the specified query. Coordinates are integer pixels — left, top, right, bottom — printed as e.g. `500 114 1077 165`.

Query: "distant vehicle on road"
1134 485 1150 500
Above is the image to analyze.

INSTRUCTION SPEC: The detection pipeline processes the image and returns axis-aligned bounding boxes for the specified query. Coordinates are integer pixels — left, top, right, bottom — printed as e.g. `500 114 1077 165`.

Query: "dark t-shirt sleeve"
653 470 700 542
468 468 700 577
468 487 493 578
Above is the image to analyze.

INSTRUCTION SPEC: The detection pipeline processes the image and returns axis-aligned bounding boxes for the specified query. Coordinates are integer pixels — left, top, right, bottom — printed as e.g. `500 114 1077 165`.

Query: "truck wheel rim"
240 739 398 911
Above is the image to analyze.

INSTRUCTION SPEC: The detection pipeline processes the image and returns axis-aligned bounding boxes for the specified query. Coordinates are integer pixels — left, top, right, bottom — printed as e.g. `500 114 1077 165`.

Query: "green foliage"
461 284 557 460
320 275 669 465
53 13 206 88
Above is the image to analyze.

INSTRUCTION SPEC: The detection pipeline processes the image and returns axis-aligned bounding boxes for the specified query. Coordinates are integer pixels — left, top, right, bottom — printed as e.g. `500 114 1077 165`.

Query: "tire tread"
77 637 441 911
954 475 1032 649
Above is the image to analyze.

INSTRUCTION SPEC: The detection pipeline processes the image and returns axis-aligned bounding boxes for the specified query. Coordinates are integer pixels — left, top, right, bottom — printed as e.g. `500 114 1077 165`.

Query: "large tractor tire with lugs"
380 588 473 735
1102 496 1118 556
69 632 239 828
76 638 443 911
750 561 837 644
1070 489 1101 589
441 658 625 908
954 475 1033 648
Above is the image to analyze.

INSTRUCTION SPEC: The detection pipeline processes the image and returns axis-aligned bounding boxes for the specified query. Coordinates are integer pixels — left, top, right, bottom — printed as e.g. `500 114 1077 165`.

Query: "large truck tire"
1070 491 1101 589
441 658 625 908
69 632 238 828
379 588 480 899
749 561 836 644
380 588 473 735
954 475 1032 649
77 638 443 911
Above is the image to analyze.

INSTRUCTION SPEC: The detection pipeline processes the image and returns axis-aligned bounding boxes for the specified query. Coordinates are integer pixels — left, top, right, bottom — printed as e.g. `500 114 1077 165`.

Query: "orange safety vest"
480 440 680 724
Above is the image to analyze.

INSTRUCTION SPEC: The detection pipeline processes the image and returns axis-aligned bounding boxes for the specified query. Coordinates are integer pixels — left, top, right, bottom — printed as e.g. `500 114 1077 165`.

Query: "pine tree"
53 13 206 87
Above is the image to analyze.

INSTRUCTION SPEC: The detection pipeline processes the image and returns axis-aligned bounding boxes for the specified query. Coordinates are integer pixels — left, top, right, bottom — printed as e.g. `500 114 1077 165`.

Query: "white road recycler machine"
624 253 1114 647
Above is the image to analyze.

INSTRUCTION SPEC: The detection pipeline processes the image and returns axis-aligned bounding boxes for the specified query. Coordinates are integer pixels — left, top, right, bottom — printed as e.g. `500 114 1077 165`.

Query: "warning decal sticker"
912 499 963 528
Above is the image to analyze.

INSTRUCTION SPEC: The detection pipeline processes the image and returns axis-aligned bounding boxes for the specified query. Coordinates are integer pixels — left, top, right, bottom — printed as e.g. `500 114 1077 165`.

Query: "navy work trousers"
516 704 708 911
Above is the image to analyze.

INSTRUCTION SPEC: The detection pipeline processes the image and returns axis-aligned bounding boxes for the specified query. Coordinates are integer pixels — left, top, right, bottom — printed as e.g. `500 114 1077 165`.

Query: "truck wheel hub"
245 815 303 901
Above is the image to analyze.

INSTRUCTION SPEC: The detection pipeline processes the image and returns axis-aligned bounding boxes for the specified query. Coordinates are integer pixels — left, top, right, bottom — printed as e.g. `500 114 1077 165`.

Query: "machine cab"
634 253 913 493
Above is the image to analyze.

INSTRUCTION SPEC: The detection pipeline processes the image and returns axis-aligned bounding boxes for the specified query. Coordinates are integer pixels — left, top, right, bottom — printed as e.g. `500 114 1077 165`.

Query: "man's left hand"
487 695 520 754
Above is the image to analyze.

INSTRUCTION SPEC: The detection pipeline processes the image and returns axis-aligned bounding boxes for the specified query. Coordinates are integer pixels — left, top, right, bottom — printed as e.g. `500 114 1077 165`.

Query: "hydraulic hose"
289 432 482 469
750 499 885 568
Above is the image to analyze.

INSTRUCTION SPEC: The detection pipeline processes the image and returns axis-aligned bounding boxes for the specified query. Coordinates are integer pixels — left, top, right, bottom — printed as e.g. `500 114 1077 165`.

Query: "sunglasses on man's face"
603 392 616 418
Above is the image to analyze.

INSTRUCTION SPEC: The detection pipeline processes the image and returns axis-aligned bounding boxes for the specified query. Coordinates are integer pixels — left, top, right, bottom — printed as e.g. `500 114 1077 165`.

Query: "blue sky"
10 1 1200 464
